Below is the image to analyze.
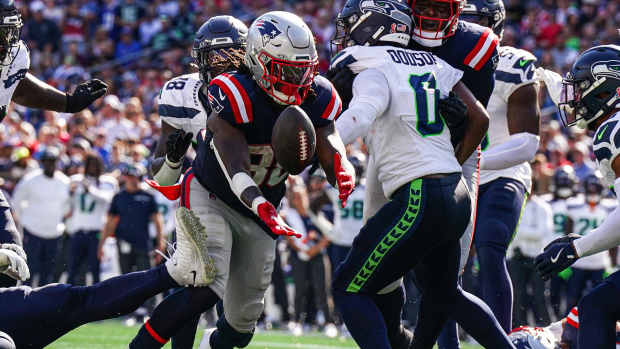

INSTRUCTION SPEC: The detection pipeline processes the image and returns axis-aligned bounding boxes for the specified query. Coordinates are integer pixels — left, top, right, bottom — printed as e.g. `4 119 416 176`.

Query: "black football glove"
65 79 108 113
534 234 580 281
166 129 193 164
326 65 356 110
438 91 468 148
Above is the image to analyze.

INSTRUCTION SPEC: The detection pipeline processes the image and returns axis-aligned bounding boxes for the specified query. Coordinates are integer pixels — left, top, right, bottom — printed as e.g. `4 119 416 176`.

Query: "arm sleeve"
480 132 540 170
573 179 620 258
336 68 390 145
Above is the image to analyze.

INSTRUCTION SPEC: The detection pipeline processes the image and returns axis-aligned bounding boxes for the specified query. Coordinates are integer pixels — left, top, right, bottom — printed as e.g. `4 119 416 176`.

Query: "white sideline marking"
249 341 358 349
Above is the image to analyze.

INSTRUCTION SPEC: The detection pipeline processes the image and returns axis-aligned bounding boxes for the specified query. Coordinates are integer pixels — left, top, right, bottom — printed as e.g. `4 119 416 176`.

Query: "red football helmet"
409 0 464 42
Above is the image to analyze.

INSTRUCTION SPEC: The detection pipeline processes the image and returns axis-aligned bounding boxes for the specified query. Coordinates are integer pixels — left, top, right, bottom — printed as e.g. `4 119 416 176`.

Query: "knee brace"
213 315 254 348
0 332 15 349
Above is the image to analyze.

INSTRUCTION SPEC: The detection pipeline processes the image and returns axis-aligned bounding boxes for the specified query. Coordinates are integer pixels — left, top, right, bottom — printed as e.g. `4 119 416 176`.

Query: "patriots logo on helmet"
591 60 620 80
255 19 282 46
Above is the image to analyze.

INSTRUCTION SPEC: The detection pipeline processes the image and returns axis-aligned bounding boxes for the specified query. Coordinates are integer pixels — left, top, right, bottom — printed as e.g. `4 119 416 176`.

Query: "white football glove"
535 67 563 106
0 249 30 282
0 244 27 261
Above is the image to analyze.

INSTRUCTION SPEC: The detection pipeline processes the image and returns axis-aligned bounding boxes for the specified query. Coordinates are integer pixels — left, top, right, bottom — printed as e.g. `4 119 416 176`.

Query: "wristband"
231 172 258 199
164 155 182 169
250 196 267 215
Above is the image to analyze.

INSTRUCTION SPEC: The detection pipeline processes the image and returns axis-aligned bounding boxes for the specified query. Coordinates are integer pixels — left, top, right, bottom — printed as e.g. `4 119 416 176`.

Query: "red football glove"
334 152 355 208
256 200 302 238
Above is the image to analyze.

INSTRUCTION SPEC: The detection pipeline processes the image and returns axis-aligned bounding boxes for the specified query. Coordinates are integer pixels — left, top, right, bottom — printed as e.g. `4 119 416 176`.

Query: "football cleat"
165 207 216 287
198 328 217 349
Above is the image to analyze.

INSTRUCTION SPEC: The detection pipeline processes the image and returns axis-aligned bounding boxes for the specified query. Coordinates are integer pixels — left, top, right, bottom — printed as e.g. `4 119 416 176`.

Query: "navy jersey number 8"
408 73 445 137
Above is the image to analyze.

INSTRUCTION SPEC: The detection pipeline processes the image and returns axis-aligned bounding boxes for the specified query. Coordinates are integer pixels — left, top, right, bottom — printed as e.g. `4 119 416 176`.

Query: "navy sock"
578 277 620 349
437 320 459 349
333 290 391 349
210 316 254 349
452 288 514 349
477 245 513 332
131 286 219 349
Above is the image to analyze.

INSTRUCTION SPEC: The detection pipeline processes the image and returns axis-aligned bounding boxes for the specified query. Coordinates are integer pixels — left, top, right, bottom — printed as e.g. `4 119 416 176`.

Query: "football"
272 106 317 175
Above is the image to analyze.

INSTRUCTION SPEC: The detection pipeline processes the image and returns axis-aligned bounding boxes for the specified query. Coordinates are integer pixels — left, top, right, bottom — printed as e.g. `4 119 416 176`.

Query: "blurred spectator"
570 142 595 181
24 2 60 53
66 153 118 285
13 147 69 286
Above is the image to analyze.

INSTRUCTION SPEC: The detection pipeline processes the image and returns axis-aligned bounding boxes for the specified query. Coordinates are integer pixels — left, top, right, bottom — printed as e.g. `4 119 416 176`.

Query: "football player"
565 172 611 310
0 207 214 349
535 45 620 349
461 0 541 332
548 166 579 318
325 1 512 348
329 0 515 348
0 0 107 287
132 15 249 349
129 11 355 349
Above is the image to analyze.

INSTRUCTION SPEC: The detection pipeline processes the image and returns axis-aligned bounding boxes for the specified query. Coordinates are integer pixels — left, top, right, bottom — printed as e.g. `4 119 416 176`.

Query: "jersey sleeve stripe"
212 75 252 123
158 104 201 119
321 84 342 120
222 73 254 122
473 35 499 71
463 29 498 70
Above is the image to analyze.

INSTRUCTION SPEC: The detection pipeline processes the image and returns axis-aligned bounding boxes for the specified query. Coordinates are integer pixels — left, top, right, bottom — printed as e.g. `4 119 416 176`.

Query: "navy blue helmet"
552 165 577 199
0 0 22 66
559 45 620 131
460 0 505 39
192 16 248 84
331 0 412 56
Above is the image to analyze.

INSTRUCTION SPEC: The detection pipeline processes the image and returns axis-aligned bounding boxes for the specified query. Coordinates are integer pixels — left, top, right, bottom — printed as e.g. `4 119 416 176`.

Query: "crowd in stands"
3 0 620 336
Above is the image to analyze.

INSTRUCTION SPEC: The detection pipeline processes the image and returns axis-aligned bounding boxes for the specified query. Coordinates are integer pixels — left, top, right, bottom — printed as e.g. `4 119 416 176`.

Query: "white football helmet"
245 11 318 105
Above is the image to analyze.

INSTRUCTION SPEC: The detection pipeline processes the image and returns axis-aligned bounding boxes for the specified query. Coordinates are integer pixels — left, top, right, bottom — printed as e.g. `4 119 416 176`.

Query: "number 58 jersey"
332 45 463 197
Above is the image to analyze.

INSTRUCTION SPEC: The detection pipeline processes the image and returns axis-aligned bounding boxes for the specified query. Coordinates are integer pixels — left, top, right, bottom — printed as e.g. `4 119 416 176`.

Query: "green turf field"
46 321 484 349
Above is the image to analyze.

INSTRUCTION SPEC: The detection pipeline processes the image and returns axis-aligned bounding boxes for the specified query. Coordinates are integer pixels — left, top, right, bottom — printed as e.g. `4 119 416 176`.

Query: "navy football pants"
578 269 620 349
23 229 61 287
0 265 176 348
332 175 471 349
474 178 526 332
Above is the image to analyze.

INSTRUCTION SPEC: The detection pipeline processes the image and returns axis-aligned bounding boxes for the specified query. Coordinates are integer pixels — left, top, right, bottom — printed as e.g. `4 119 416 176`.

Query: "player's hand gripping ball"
272 106 316 175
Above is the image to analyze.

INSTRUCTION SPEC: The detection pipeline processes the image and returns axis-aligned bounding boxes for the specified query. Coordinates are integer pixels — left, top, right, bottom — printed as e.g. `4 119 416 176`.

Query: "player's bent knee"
0 332 15 349
216 316 254 348
579 284 608 315
475 218 512 249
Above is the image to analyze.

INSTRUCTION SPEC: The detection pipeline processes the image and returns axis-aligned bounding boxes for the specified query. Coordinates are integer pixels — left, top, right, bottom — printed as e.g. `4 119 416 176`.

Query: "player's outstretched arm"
480 83 541 170
208 115 301 238
316 123 355 207
452 81 489 164
12 73 107 113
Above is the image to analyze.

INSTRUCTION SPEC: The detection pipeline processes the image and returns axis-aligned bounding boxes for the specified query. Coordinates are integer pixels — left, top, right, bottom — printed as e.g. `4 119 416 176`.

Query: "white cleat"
165 207 216 286
199 328 216 349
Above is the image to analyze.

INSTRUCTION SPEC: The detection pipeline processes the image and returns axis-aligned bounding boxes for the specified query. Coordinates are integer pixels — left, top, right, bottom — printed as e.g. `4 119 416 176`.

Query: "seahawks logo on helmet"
591 60 620 80
359 0 411 24
255 19 282 46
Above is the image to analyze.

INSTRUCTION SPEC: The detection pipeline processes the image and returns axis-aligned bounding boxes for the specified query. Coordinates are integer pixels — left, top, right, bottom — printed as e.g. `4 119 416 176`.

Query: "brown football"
272 106 317 175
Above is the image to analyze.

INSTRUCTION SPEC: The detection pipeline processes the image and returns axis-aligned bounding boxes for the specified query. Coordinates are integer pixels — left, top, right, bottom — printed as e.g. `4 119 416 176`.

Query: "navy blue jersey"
108 190 158 250
193 72 342 236
410 20 499 107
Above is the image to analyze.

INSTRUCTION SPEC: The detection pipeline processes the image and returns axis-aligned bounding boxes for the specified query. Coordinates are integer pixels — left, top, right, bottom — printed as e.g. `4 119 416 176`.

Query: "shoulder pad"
495 46 538 85
2 41 29 90
330 46 391 74
208 72 255 124
593 115 620 163
158 73 203 122
456 22 499 71
307 75 342 122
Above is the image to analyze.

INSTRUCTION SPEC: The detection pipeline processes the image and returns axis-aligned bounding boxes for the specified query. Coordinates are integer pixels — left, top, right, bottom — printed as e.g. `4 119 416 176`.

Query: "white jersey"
592 111 620 188
333 45 463 197
0 41 29 114
568 202 611 270
550 199 571 238
479 46 538 191
66 174 118 233
331 184 366 247
158 73 209 141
